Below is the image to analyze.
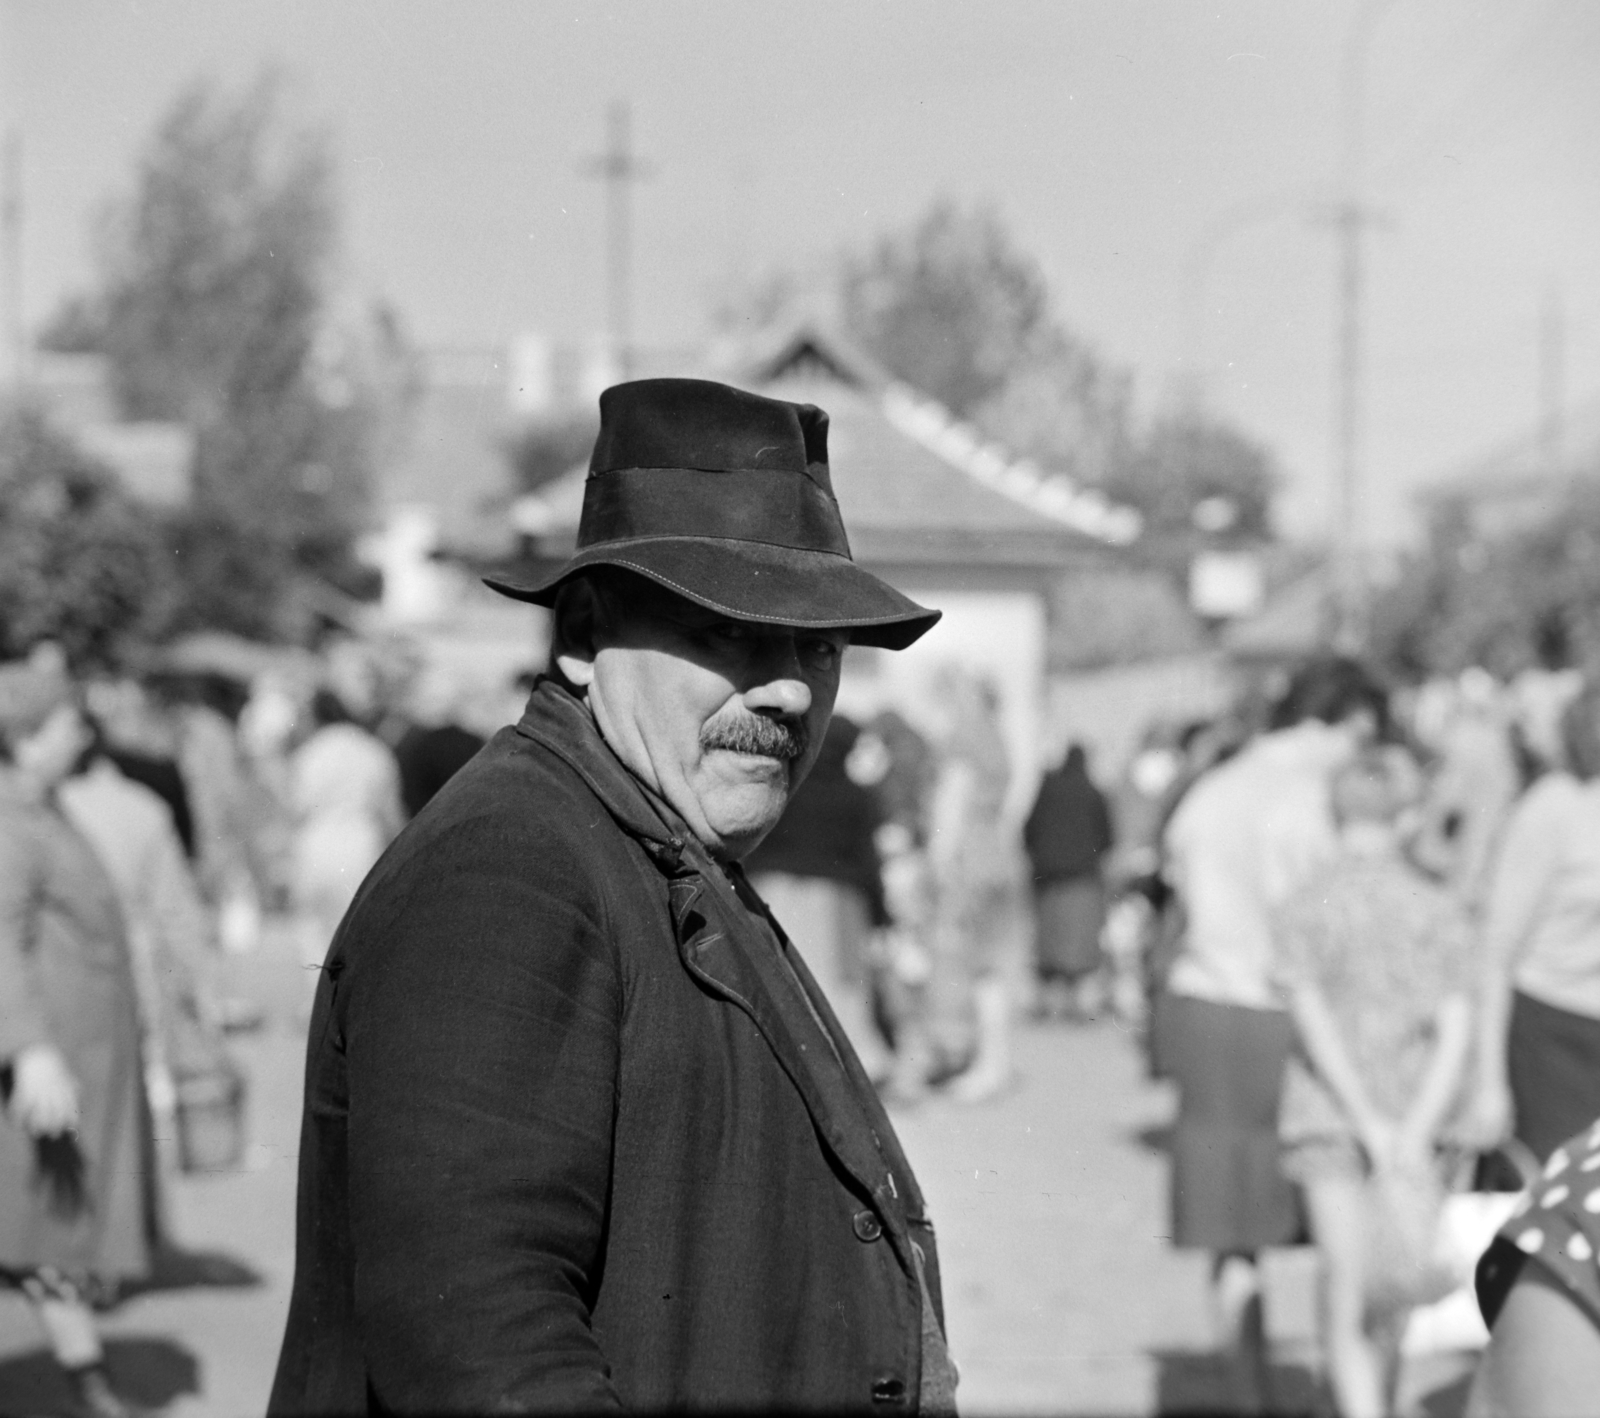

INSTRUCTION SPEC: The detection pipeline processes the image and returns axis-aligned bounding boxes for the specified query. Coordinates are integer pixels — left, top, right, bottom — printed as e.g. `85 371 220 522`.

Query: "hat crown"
591 378 832 491
576 378 847 557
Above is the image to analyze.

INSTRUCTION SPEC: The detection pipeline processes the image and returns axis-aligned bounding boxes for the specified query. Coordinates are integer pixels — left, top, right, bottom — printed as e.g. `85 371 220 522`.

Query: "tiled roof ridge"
878 381 1142 546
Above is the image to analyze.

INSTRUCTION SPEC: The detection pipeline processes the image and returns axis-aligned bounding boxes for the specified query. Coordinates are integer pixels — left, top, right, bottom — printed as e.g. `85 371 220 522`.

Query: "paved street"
892 1019 1210 1413
0 926 1475 1415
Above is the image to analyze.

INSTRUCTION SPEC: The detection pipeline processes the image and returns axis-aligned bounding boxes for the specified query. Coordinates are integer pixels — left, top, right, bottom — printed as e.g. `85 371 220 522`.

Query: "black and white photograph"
1 2 1598 1414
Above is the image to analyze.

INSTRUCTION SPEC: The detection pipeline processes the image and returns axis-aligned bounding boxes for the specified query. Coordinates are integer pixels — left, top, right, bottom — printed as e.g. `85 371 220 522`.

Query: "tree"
53 73 391 640
973 334 1134 491
98 75 332 425
718 201 1274 535
841 201 1051 418
1108 409 1278 541
1371 478 1600 679
0 406 179 667
839 202 1134 485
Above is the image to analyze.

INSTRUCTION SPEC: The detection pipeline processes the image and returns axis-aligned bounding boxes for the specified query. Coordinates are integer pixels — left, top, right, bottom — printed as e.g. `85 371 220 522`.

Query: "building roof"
380 348 520 553
508 325 1140 574
402 340 713 556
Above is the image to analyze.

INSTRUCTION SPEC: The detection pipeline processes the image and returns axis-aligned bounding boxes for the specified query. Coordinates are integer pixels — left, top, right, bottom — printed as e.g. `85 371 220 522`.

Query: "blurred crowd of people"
1086 656 1600 1418
0 635 528 1415
746 664 1049 1111
754 649 1600 1416
8 622 1600 1415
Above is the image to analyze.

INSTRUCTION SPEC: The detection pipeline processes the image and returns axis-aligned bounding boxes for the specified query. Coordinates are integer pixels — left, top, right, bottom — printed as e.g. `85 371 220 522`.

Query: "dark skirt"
1162 993 1299 1252
1508 989 1600 1162
1034 876 1105 981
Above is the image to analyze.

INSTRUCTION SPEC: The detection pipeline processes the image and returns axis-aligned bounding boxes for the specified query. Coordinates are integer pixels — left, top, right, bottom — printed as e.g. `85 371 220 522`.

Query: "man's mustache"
700 715 809 762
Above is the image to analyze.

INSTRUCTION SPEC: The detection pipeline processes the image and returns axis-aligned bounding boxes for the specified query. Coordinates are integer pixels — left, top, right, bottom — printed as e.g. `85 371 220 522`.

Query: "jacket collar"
514 678 690 870
514 679 925 1240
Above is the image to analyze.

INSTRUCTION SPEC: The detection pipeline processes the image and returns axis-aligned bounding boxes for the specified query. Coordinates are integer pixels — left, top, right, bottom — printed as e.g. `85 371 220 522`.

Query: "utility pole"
1541 282 1565 480
1324 0 1395 654
1328 197 1376 652
582 101 650 380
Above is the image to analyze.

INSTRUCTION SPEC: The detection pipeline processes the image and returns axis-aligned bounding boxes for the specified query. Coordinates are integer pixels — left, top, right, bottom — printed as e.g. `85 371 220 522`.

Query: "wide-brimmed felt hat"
484 378 940 650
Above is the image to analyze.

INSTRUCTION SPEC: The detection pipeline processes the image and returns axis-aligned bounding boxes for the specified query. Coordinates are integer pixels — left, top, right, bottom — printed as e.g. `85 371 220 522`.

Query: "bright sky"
4 0 1598 541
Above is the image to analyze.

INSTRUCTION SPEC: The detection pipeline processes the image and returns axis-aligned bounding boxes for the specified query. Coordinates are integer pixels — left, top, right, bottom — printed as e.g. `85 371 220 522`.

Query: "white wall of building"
1046 652 1237 783
837 584 1047 823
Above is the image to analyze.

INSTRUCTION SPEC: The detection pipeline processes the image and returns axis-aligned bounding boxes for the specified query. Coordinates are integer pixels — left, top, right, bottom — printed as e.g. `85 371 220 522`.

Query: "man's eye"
800 638 843 665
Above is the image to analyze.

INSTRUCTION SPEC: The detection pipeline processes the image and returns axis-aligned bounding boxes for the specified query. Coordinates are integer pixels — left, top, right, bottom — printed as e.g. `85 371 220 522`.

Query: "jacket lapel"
517 682 917 1249
738 870 931 1223
668 862 915 1255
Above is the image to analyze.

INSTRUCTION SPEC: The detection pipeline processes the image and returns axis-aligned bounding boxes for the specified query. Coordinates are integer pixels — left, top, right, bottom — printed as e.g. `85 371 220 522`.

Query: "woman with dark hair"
1468 681 1600 1163
1158 655 1387 1411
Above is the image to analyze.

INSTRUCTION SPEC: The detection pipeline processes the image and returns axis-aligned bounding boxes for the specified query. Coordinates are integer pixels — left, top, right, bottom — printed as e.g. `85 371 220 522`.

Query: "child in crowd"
1274 748 1474 1418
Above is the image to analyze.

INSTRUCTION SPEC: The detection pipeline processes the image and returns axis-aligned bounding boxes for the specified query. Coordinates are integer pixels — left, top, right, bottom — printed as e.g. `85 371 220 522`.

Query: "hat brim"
484 537 940 650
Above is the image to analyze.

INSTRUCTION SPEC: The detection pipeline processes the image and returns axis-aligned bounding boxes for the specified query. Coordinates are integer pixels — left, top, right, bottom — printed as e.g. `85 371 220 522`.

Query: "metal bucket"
175 1060 247 1174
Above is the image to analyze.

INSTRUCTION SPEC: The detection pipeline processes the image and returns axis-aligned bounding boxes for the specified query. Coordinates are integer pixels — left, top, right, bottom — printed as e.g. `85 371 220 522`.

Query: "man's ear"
553 578 600 688
556 650 595 687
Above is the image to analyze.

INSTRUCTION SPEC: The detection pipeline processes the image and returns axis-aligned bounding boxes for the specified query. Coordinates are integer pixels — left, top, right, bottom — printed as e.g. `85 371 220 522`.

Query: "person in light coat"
0 646 150 1418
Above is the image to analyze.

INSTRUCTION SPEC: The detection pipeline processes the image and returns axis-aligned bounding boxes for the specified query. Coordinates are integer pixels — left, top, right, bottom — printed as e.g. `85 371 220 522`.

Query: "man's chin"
701 785 791 857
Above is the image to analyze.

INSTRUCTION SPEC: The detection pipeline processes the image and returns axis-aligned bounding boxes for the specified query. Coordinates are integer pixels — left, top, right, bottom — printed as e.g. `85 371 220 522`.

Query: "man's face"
1328 707 1379 764
566 585 845 859
16 703 90 790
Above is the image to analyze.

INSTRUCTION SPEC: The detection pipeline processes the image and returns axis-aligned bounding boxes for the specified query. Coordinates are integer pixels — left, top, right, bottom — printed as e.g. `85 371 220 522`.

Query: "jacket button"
871 1376 906 1403
852 1209 883 1242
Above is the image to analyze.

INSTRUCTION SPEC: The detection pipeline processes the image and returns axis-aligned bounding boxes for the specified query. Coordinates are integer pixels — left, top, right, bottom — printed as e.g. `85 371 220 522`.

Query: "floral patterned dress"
1273 843 1473 1167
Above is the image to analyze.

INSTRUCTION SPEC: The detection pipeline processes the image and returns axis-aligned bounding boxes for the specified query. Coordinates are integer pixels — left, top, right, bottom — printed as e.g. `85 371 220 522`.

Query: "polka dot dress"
1477 1118 1600 1331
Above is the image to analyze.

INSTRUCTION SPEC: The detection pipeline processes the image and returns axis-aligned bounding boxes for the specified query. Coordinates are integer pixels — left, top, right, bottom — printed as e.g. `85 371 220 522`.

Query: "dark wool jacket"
269 681 944 1414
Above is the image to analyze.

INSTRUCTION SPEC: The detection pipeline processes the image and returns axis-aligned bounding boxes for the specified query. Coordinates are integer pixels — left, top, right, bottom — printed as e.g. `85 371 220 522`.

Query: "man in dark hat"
269 380 955 1414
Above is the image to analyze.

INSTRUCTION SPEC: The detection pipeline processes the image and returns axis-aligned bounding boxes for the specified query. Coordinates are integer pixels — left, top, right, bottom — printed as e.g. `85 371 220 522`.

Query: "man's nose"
741 636 812 719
